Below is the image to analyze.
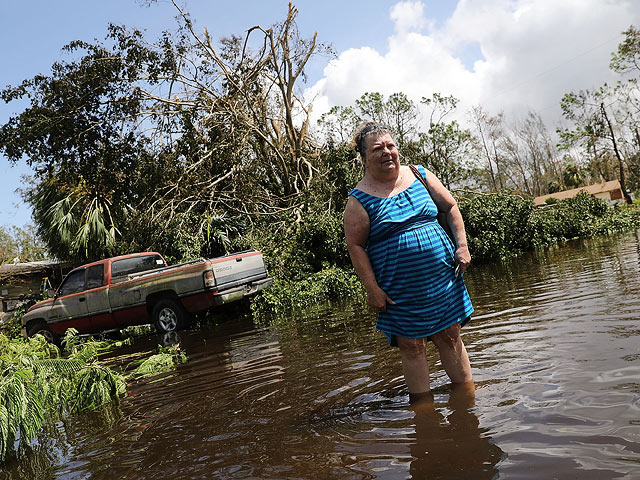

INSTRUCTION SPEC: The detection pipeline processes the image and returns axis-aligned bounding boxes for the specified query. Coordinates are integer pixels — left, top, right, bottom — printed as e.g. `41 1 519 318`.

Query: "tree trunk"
600 103 633 204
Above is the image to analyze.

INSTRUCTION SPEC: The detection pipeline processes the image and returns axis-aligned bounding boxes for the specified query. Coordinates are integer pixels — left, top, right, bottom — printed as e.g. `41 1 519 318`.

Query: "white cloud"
390 1 431 34
305 0 639 131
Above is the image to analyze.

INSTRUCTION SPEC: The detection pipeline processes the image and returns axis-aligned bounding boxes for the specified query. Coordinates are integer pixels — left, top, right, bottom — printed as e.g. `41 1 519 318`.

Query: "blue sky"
1 0 637 229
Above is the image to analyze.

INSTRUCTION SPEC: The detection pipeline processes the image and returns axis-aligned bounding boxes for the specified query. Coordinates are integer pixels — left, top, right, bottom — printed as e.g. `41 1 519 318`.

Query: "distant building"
533 180 628 207
0 260 71 324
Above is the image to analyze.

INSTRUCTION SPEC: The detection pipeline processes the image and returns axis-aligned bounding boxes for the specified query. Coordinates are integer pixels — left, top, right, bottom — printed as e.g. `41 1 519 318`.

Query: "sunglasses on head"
355 124 390 153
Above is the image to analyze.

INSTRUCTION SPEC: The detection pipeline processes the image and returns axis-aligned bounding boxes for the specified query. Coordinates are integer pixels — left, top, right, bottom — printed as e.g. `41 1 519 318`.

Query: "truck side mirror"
46 288 57 298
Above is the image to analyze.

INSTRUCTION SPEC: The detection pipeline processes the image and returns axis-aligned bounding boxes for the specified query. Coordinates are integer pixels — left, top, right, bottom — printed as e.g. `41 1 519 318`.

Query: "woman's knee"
397 337 427 358
431 323 462 350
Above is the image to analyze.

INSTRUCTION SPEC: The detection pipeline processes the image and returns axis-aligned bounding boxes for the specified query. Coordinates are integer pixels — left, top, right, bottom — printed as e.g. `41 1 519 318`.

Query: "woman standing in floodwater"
343 121 474 402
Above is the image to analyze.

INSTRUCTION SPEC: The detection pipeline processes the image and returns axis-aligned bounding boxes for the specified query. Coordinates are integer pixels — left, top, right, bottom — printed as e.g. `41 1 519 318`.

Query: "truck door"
48 269 91 334
84 264 114 331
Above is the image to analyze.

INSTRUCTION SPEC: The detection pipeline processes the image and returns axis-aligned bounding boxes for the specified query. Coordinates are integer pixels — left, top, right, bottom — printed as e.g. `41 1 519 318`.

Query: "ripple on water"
3 233 640 479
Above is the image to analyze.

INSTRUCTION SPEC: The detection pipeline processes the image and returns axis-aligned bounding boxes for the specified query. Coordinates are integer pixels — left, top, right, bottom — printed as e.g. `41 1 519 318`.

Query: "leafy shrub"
250 266 364 318
537 191 607 241
458 191 640 262
458 193 544 260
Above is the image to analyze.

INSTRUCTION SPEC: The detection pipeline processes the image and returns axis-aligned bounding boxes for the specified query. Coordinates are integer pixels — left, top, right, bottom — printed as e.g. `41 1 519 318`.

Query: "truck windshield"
111 255 166 278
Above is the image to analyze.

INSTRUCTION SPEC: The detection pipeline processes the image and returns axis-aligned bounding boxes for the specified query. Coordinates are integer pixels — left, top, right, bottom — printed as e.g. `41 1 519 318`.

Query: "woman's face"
363 133 400 175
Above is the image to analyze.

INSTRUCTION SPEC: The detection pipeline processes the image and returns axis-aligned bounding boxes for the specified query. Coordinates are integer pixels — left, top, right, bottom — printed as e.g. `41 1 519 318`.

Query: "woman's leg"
397 336 431 398
431 323 472 384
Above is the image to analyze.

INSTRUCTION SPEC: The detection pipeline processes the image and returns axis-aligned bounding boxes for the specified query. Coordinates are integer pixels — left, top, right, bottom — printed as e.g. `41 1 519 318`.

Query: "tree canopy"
1 5 639 268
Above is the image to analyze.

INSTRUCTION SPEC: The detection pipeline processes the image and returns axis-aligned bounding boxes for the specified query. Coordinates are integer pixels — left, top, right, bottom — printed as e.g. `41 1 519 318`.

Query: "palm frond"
71 366 125 413
129 344 187 379
34 358 85 376
0 332 128 463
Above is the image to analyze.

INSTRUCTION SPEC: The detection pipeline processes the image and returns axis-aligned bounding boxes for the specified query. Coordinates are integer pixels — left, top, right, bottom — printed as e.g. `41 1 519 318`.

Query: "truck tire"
152 299 186 333
27 321 56 344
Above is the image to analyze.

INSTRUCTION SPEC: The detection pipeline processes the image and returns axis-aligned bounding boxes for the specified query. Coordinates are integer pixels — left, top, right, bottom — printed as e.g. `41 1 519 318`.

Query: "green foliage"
0 326 187 464
459 191 640 261
545 197 558 205
30 177 121 262
70 366 125 413
539 192 609 241
238 143 359 281
407 120 472 190
610 26 640 75
0 28 158 263
319 91 419 150
417 94 471 184
128 344 187 379
250 266 364 318
1 6 328 265
459 193 544 260
0 225 47 265
563 163 585 188
0 333 122 462
260 210 350 279
318 106 361 144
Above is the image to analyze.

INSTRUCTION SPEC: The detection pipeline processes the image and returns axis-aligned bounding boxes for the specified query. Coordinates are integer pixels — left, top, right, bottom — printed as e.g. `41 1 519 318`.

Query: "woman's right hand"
367 286 396 312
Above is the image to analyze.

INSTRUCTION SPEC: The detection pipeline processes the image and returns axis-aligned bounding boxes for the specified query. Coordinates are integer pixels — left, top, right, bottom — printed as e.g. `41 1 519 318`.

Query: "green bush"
458 191 640 262
538 191 607 241
459 193 544 260
250 266 364 318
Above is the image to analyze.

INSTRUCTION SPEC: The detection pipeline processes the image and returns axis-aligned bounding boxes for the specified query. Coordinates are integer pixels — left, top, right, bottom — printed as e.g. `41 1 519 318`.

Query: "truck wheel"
152 299 186 333
27 322 55 344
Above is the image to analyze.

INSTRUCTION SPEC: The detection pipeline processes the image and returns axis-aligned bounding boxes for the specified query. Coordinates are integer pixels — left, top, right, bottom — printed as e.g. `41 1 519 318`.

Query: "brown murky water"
2 231 640 479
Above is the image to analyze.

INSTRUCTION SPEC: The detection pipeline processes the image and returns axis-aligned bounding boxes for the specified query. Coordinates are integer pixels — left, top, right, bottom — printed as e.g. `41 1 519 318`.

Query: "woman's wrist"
364 282 381 293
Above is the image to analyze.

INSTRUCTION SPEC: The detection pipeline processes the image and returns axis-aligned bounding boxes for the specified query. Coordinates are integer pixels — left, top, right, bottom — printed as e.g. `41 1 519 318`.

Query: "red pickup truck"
20 250 272 342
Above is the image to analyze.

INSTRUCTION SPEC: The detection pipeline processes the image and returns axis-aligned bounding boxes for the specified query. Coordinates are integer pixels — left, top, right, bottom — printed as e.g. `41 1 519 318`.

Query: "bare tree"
469 106 504 191
130 1 328 233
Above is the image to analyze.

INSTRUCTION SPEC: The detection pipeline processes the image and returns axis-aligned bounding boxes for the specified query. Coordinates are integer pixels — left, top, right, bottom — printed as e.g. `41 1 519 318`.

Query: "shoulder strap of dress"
409 164 429 191
349 188 365 200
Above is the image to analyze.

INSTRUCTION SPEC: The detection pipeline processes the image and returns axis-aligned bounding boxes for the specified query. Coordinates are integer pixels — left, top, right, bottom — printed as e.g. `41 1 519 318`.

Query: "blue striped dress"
349 165 474 347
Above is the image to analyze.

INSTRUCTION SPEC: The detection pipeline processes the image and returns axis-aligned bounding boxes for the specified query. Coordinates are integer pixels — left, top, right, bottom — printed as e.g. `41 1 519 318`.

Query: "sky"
1 0 638 229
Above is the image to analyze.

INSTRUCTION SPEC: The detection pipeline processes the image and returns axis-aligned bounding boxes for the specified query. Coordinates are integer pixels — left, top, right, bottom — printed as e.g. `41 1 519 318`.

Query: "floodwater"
2 231 640 479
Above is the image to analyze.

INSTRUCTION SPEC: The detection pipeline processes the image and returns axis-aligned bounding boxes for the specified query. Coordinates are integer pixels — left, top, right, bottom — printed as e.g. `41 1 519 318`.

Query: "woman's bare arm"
422 169 472 273
344 196 396 310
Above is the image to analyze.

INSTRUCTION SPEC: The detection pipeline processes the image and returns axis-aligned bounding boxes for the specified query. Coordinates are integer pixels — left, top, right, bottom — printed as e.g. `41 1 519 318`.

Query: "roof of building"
0 260 70 281
533 180 621 206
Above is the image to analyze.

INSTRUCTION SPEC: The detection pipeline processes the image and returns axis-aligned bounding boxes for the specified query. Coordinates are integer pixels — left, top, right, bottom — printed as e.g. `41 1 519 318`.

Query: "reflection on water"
2 230 640 479
409 383 503 480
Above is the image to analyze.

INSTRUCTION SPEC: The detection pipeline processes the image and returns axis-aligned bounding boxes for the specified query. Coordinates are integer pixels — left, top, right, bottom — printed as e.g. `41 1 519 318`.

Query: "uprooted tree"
0 2 328 264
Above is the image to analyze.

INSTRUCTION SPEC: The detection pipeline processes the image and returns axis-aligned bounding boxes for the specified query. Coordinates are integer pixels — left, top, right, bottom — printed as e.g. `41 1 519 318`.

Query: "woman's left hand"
454 245 471 274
